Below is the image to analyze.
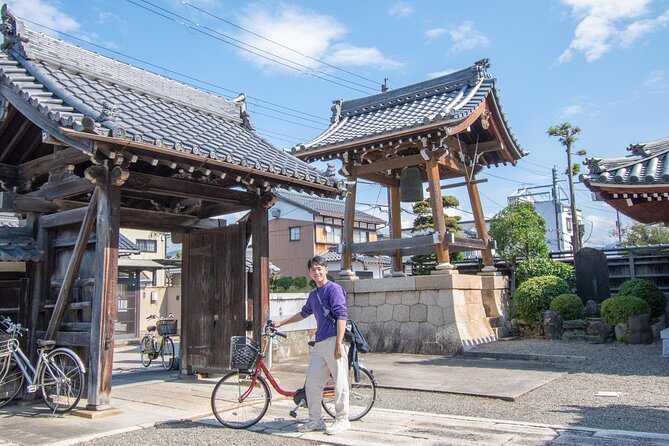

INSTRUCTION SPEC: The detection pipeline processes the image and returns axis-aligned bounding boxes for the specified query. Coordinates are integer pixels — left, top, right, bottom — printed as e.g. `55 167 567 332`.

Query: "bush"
292 276 308 289
549 294 583 321
273 276 293 291
601 295 651 326
616 279 667 319
515 257 575 288
513 275 571 322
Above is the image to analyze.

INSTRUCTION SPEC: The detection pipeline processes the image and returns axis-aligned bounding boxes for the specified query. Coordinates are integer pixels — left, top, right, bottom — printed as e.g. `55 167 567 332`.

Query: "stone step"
492 326 509 338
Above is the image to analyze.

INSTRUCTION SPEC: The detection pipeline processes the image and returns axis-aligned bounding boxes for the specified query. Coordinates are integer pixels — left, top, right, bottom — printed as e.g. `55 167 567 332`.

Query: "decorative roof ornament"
0 5 27 56
584 157 604 173
627 143 650 157
331 99 343 124
232 93 255 130
100 101 119 121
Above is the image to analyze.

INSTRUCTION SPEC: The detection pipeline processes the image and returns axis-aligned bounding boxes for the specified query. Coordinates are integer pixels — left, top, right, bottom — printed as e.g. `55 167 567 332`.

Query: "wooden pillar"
180 232 190 374
389 184 404 276
466 178 495 270
340 177 357 279
86 166 123 410
425 158 452 269
28 214 51 361
251 203 269 342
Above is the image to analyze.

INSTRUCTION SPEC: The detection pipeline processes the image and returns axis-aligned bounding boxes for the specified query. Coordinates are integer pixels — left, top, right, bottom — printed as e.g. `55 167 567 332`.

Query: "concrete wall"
138 286 183 336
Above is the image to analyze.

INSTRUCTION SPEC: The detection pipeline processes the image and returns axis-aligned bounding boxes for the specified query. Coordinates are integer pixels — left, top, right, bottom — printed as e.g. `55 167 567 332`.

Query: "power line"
181 1 382 90
128 0 377 94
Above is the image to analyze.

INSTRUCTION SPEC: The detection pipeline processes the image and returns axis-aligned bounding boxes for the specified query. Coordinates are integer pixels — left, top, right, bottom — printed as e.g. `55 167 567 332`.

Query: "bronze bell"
399 165 424 202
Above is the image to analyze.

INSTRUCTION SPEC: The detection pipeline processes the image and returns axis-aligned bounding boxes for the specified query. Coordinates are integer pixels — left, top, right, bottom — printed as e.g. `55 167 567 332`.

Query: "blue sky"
9 0 669 246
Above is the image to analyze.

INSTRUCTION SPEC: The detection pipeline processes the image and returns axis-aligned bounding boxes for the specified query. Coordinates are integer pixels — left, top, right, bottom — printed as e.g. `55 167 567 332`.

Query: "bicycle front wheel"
161 337 175 370
0 355 25 409
140 336 152 367
322 365 376 421
211 371 270 429
41 350 84 413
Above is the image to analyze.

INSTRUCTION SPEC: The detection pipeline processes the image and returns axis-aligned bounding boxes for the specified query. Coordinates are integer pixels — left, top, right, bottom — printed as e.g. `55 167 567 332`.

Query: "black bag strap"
315 289 337 325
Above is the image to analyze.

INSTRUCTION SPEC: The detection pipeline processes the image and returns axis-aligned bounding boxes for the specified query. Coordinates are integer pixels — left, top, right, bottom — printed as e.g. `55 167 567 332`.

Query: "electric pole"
552 166 561 251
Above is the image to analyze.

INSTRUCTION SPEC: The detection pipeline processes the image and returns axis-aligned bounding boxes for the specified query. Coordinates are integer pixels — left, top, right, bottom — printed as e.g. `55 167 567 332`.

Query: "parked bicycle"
0 316 85 413
139 314 176 370
211 321 377 429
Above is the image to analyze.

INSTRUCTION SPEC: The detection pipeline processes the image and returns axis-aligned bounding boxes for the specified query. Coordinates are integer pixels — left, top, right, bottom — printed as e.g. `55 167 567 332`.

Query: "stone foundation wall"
339 273 508 356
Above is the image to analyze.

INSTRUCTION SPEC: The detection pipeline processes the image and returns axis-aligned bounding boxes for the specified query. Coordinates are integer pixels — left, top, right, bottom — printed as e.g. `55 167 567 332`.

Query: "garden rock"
563 319 587 330
650 315 666 340
614 323 627 342
511 318 543 338
585 319 612 343
623 314 652 345
543 310 563 340
562 329 586 342
584 300 599 317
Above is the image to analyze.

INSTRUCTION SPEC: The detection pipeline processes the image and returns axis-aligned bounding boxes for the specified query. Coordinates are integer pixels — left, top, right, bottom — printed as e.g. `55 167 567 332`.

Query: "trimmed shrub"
513 275 571 322
515 257 575 288
601 295 651 326
616 279 667 319
292 276 308 290
273 276 293 291
549 293 583 321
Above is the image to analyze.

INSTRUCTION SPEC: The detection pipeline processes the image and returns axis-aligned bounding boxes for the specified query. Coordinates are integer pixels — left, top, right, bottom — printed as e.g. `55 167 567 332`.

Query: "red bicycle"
210 321 376 429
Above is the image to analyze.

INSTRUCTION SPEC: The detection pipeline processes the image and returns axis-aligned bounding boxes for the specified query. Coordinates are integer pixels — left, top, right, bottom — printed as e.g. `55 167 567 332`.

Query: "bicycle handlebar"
0 316 28 336
146 313 175 321
264 320 287 338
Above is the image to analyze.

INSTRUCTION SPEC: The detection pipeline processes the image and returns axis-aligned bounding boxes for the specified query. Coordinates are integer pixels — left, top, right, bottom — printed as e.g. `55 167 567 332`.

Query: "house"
269 190 388 278
581 136 669 224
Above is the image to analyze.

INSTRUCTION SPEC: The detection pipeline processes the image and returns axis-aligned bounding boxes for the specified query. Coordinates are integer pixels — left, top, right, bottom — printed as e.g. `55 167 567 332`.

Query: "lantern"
399 166 424 202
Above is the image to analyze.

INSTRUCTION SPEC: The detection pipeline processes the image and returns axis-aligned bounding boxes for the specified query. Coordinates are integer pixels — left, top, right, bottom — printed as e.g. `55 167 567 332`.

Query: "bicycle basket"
230 336 259 372
156 319 178 336
0 333 12 359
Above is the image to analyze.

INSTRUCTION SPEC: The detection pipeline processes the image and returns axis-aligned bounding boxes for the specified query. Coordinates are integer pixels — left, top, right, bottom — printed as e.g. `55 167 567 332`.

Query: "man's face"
309 264 328 286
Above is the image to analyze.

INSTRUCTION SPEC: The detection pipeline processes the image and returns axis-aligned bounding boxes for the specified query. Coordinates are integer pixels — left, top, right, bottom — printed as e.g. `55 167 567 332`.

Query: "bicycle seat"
147 325 156 332
37 339 56 348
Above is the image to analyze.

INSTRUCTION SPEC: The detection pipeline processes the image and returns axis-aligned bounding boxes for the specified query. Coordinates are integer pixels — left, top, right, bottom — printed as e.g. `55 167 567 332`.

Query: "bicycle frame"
6 342 85 394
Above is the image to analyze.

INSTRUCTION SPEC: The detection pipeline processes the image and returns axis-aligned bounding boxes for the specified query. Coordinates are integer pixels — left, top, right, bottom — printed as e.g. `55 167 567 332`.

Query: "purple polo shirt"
300 280 348 342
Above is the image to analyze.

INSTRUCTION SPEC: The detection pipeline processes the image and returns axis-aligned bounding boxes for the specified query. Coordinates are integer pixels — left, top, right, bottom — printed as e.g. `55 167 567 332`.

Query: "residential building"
269 190 388 278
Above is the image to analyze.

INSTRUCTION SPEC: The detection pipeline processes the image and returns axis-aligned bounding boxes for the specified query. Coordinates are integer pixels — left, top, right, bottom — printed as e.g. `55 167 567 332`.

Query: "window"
353 229 368 243
289 226 301 241
136 239 157 253
566 218 572 232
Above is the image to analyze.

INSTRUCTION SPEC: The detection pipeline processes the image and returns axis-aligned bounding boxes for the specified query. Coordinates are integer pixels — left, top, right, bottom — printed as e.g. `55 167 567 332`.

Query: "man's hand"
334 342 345 360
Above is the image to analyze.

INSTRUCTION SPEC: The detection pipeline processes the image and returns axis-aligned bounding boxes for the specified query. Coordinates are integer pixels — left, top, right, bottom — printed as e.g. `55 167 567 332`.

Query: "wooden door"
182 224 246 373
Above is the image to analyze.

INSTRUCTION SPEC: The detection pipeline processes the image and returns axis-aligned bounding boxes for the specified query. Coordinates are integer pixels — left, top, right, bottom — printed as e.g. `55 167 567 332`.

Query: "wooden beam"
88 173 120 409
26 175 93 201
41 206 87 228
426 157 450 266
120 207 223 231
251 204 269 342
14 196 87 214
446 101 486 136
350 233 440 255
45 188 99 341
441 178 488 190
351 153 425 175
467 140 503 155
123 171 258 206
35 331 90 347
437 156 467 176
466 179 494 267
18 147 91 183
0 162 17 187
357 172 400 188
0 118 32 162
389 185 403 274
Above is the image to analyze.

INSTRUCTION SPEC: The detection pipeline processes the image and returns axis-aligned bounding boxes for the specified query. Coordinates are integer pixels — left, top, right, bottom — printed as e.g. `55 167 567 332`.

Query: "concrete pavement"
1 346 668 445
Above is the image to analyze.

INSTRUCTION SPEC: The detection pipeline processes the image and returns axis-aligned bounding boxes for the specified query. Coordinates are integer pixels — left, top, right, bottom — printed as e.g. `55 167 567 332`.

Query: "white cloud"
558 0 669 63
448 21 490 52
561 104 583 116
326 44 403 70
427 69 457 79
8 0 79 36
582 214 616 246
236 5 401 73
388 2 414 18
424 28 448 40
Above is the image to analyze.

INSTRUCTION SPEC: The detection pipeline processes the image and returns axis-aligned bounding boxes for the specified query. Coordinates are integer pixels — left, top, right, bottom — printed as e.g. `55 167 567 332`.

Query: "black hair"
307 255 327 269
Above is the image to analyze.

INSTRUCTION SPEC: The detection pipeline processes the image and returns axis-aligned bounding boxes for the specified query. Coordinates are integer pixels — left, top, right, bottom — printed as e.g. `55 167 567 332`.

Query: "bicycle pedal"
27 385 37 393
289 410 297 418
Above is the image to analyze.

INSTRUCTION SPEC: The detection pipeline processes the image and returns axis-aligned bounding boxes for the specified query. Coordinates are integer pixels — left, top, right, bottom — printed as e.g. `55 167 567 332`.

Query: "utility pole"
552 166 561 251
616 211 623 244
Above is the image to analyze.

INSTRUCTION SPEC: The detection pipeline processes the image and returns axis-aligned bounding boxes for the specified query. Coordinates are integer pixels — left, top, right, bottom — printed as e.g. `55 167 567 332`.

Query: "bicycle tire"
0 356 24 409
322 365 376 421
211 371 271 429
140 336 152 367
41 349 84 413
161 337 175 370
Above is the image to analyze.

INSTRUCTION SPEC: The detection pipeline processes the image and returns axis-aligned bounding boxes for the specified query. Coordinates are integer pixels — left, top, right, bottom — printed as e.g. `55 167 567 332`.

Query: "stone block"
410 303 427 322
348 306 362 321
464 289 481 304
415 273 454 290
368 292 386 307
661 328 669 357
401 292 419 306
400 321 420 339
354 276 416 293
338 280 354 293
451 273 483 290
419 321 436 339
386 291 403 305
418 289 439 306
354 293 370 307
384 320 400 333
563 319 587 330
427 305 444 326
377 304 394 322
480 274 508 290
362 306 378 322
393 304 409 322
443 307 456 325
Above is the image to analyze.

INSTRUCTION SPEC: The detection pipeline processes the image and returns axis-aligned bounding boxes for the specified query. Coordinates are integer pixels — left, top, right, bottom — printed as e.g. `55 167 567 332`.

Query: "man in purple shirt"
275 256 350 435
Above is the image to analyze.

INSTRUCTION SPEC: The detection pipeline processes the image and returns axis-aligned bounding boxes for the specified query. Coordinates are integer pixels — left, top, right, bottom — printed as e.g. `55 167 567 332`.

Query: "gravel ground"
375 339 669 434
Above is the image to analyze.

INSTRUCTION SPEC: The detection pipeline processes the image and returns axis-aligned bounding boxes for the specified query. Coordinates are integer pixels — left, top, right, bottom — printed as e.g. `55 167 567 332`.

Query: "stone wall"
339 273 508 356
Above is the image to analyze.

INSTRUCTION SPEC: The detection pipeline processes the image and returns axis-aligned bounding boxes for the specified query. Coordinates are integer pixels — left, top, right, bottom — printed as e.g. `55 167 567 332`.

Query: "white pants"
305 335 349 421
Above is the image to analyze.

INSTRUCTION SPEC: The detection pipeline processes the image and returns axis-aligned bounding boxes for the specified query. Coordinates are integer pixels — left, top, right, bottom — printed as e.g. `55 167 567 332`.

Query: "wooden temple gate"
0 9 339 410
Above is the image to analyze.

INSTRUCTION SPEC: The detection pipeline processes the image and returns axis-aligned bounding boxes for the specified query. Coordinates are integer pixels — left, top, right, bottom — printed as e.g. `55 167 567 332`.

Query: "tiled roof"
0 226 41 262
320 250 391 265
0 9 338 194
274 189 385 225
119 233 140 254
581 136 669 186
294 59 521 160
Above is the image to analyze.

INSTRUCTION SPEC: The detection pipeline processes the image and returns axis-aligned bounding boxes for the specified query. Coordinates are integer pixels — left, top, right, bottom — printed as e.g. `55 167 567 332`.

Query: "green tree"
410 195 462 274
619 223 669 246
547 123 586 252
489 201 548 266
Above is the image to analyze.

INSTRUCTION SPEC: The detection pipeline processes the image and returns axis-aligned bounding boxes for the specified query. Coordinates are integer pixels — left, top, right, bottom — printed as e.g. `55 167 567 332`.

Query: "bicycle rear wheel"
161 337 175 370
211 371 270 429
41 350 84 413
322 365 376 421
139 336 152 367
0 356 24 409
